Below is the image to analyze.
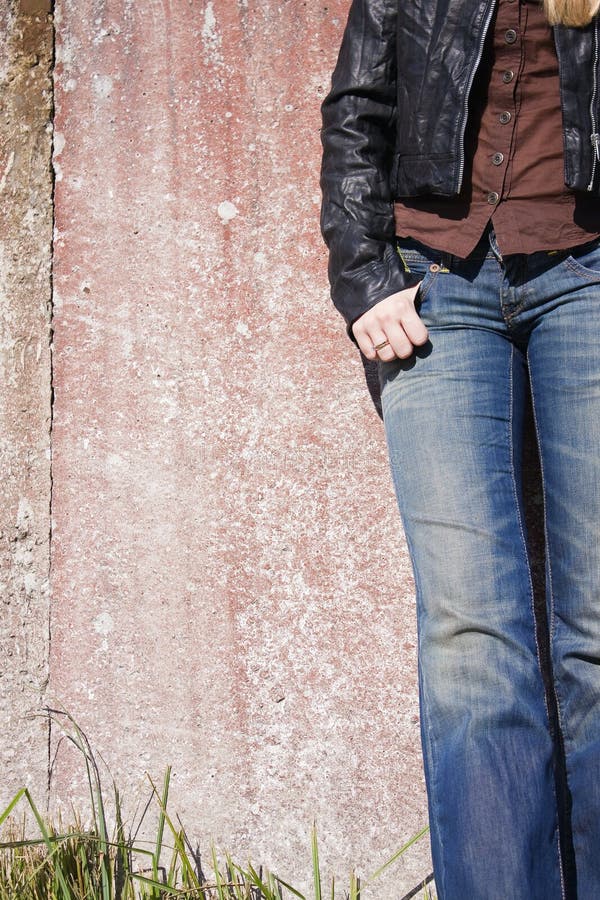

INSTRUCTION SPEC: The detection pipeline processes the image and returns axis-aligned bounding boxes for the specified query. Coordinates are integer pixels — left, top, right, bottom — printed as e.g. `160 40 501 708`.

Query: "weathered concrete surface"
50 2 430 894
0 0 53 807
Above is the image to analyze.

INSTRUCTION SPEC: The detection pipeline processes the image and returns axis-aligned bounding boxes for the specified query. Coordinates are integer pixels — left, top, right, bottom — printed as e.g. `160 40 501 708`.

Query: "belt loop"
488 226 502 263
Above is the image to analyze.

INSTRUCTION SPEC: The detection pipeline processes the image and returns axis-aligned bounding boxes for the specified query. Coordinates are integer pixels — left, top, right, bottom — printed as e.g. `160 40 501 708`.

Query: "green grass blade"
210 842 227 900
0 789 27 831
363 825 430 886
46 707 114 900
166 842 180 888
310 822 321 900
153 767 171 887
245 859 282 899
225 851 247 900
0 834 64 850
271 869 306 900
146 774 201 893
226 856 299 900
21 788 72 899
113 783 130 900
131 871 184 895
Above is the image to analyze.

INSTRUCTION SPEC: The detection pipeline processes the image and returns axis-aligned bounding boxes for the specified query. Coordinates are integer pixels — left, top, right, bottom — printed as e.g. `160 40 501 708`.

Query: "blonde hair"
544 0 600 26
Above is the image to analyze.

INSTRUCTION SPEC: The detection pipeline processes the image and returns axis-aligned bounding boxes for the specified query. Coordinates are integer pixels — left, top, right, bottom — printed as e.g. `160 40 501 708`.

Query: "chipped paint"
93 611 114 636
0 150 15 193
217 200 238 223
91 73 113 99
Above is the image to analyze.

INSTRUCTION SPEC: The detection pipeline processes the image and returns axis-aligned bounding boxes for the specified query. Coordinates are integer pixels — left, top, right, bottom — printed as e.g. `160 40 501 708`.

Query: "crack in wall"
46 0 57 810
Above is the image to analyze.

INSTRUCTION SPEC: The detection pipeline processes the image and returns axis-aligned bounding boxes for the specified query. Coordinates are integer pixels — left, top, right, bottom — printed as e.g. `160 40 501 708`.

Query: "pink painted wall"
50 2 429 894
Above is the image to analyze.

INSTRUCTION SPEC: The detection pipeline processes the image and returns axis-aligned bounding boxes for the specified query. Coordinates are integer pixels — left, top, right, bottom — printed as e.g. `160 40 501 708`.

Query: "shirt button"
505 29 517 43
487 191 500 205
502 69 514 83
492 152 504 165
499 110 512 124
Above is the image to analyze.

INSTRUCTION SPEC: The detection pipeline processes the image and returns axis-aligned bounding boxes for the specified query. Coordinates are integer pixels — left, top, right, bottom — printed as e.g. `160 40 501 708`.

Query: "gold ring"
373 339 390 351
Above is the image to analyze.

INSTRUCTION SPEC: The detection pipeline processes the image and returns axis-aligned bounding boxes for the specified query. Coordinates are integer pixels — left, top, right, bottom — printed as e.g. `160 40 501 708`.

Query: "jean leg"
527 284 600 898
380 321 562 899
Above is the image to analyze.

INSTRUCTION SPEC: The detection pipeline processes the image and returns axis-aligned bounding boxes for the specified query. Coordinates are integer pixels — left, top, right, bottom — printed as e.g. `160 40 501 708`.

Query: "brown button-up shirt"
394 0 600 256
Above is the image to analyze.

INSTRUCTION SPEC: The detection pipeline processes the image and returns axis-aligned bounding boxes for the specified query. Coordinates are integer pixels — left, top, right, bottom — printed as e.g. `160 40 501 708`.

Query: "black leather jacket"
320 0 600 339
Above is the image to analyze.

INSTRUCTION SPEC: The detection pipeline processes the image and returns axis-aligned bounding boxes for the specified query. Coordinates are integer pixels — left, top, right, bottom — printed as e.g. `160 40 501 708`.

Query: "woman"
320 0 600 897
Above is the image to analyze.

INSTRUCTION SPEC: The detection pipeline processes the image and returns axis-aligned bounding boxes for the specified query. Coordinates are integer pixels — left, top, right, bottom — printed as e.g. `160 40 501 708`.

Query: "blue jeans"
379 226 600 900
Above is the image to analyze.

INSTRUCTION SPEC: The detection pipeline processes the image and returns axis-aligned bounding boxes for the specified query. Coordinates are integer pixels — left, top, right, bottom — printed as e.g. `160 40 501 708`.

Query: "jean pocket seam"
417 269 438 303
564 255 600 281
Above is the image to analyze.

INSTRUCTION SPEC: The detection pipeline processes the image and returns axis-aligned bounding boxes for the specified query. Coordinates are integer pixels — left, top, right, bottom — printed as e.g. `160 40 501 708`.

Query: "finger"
369 331 397 361
352 320 379 359
398 305 429 346
382 321 416 359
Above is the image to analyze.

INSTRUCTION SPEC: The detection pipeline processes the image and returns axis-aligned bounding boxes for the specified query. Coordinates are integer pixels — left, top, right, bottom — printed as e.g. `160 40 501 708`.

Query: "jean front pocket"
565 237 600 281
396 237 447 303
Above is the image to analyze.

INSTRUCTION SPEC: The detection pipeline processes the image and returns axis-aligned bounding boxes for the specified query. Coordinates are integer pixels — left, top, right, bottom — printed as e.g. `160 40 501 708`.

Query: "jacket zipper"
588 19 600 191
456 0 497 193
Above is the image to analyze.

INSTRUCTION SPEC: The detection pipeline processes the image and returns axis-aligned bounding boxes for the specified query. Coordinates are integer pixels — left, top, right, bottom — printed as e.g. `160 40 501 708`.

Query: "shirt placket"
484 0 524 208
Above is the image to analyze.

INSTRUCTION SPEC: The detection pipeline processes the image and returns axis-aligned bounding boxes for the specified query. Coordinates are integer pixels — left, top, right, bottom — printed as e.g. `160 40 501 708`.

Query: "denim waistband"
396 223 600 266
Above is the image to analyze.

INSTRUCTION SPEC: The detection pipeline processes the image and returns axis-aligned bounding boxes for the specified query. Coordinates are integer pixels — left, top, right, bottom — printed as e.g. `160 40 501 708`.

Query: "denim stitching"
396 244 412 273
393 249 440 302
507 346 539 696
508 345 566 900
419 270 438 302
564 257 600 281
528 353 569 900
404 526 447 900
501 258 531 326
381 397 446 896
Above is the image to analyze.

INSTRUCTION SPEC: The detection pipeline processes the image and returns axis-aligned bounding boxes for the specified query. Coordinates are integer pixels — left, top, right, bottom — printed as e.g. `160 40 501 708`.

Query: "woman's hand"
351 284 429 361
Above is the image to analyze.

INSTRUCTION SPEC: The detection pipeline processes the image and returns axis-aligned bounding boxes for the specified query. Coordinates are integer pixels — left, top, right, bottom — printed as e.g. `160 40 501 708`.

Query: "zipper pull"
592 132 600 162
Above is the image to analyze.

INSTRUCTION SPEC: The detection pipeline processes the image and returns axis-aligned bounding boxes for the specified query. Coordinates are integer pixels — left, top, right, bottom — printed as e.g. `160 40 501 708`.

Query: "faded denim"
379 226 600 900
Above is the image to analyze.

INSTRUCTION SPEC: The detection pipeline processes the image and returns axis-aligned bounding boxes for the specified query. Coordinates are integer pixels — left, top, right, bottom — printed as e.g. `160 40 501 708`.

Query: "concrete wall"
0 0 53 804
2 2 432 895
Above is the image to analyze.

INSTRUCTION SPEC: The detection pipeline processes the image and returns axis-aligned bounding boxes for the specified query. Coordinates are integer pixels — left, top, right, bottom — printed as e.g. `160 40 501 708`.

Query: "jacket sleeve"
320 0 420 340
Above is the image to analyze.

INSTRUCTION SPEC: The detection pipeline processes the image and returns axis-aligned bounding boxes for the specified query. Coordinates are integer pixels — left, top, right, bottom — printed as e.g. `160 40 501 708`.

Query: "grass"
0 709 434 900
